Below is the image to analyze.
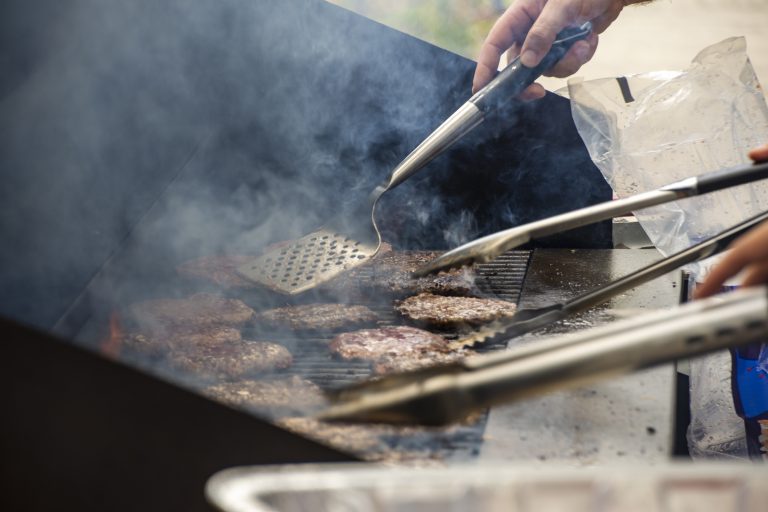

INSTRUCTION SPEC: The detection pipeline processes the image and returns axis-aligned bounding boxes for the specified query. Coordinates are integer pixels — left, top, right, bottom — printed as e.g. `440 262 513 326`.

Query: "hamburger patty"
371 251 478 296
203 376 324 413
395 293 517 328
170 340 292 380
324 251 478 298
177 255 258 289
254 303 379 332
329 326 451 362
130 293 255 329
123 325 243 357
372 350 471 375
329 325 474 375
277 417 387 454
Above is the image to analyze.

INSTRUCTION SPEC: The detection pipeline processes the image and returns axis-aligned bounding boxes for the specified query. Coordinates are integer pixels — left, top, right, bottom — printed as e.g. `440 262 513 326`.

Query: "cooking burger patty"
130 293 255 329
372 251 478 296
325 251 478 298
170 340 292 380
329 326 450 361
203 376 324 413
253 303 379 332
123 325 243 357
395 293 517 328
372 350 470 375
329 325 474 375
177 254 258 289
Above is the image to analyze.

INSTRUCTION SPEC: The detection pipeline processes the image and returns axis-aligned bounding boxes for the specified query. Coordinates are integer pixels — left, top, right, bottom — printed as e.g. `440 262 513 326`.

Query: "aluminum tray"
207 462 768 512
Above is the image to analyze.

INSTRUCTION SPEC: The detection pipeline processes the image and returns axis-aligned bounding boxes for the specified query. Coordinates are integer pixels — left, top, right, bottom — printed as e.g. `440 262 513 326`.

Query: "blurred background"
327 0 768 97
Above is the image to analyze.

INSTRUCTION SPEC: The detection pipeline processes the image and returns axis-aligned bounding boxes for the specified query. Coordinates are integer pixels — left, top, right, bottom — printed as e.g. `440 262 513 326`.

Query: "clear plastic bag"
568 37 768 258
567 37 768 460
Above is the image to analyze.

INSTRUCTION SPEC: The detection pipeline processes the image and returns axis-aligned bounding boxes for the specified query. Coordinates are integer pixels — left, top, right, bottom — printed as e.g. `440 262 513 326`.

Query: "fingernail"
520 50 538 67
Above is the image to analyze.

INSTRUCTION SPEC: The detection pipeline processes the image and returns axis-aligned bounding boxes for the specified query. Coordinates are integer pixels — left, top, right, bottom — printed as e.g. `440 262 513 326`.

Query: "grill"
0 0 612 509
277 251 531 387
67 250 531 464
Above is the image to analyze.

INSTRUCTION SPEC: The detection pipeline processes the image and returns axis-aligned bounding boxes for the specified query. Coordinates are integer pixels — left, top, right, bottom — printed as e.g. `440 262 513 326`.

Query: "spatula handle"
469 22 592 114
385 23 593 191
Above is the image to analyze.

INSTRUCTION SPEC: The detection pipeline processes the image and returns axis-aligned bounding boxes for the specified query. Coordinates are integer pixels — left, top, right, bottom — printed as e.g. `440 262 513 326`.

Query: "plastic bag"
567 37 768 460
568 37 768 258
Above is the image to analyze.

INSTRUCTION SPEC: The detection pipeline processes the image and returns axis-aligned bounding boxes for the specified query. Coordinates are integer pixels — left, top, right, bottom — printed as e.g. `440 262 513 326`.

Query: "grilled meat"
395 293 517 328
170 340 292 380
372 350 471 375
177 255 258 289
372 251 478 296
324 251 478 299
329 325 474 375
277 416 476 463
203 376 325 414
277 417 387 454
122 325 243 357
253 303 379 332
130 293 255 330
329 325 450 361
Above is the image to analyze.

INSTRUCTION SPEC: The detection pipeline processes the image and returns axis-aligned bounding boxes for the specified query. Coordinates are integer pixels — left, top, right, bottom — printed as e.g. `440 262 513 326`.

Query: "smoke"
0 0 611 337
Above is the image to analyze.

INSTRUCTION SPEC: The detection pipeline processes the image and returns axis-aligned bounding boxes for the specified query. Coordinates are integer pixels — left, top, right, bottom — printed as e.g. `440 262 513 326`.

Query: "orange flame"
100 312 123 359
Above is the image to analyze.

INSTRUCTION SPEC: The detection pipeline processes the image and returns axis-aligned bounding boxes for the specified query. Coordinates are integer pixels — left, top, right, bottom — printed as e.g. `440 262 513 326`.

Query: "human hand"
694 143 768 299
472 0 635 98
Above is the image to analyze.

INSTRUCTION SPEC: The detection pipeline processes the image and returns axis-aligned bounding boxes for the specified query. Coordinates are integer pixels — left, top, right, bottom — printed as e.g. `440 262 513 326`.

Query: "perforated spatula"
236 23 593 294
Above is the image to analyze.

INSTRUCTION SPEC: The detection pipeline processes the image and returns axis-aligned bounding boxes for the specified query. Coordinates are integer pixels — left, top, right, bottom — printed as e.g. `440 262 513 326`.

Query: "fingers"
740 261 768 288
694 221 768 298
520 0 580 67
473 1 537 92
694 250 749 299
748 143 768 163
544 33 598 77
518 82 547 101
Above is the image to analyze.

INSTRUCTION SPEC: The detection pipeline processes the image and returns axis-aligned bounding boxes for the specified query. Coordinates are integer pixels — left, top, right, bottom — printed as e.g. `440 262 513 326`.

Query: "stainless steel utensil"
455 209 768 348
318 286 768 425
414 160 768 277
237 23 593 294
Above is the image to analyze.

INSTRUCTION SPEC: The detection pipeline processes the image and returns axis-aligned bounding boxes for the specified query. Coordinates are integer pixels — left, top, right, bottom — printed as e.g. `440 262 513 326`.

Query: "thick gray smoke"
0 0 611 332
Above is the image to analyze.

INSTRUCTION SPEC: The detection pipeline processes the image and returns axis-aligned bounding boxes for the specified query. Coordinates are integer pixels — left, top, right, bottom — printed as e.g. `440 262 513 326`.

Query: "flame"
100 312 123 359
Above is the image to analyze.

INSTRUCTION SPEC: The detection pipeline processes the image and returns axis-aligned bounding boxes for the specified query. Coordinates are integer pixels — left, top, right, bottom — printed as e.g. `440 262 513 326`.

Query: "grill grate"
238 250 531 462
76 250 531 464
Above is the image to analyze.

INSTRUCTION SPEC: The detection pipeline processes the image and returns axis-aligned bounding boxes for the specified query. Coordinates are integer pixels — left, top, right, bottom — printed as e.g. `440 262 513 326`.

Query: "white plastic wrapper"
568 37 768 259
567 37 768 460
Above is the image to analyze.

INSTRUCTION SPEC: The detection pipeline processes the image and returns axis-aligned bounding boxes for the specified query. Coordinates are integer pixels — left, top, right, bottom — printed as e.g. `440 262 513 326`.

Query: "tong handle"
696 160 768 194
470 22 593 114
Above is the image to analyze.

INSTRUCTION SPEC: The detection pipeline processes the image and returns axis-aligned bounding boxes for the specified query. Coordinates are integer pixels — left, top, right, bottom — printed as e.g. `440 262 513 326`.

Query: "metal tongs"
318 286 768 425
455 209 768 348
415 160 768 276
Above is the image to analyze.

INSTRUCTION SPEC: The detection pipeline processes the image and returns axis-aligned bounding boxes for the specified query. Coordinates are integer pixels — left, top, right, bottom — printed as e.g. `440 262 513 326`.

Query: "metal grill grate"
241 250 531 462
475 251 530 301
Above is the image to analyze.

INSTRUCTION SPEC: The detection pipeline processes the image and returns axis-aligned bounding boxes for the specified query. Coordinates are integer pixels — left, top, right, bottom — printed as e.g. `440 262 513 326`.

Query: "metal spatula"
237 23 593 294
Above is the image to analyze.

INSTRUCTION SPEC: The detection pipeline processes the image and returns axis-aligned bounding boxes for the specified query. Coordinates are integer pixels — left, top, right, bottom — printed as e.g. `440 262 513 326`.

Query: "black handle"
696 160 768 194
469 22 592 114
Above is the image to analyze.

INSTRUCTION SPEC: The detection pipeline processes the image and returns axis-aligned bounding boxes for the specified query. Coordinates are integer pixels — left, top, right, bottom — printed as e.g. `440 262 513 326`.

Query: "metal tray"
207 462 768 512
